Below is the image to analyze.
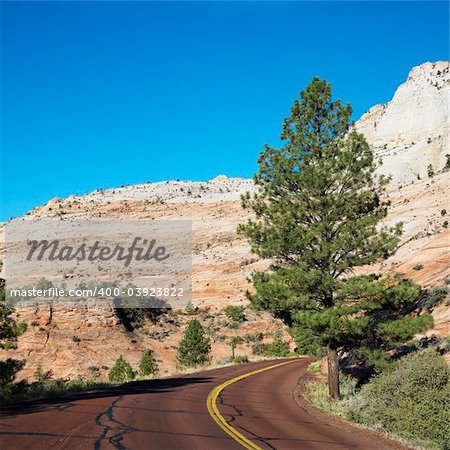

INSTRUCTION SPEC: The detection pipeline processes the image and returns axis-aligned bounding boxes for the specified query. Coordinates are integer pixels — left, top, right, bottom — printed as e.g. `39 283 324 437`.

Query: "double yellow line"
206 359 299 450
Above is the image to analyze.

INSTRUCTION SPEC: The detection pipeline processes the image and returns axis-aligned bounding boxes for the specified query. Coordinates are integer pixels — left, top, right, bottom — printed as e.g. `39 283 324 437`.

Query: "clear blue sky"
1 1 448 220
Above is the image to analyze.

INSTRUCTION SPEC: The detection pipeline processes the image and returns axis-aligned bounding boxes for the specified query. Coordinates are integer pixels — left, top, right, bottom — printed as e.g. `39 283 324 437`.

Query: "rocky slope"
1 61 449 380
356 61 449 182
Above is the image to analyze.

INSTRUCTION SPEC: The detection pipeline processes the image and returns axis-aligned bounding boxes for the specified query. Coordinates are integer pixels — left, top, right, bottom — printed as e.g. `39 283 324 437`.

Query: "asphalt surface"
0 358 405 450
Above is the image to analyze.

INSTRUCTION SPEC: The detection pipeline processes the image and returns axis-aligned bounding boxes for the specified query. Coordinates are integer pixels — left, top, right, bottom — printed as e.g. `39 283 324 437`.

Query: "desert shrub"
216 319 227 328
108 355 135 383
267 331 290 357
72 335 81 343
196 306 211 319
412 264 424 271
215 333 226 342
88 366 100 377
184 301 196 315
224 305 245 322
251 341 268 356
348 351 450 449
139 349 158 377
243 332 263 344
227 321 239 329
231 356 249 364
421 285 449 309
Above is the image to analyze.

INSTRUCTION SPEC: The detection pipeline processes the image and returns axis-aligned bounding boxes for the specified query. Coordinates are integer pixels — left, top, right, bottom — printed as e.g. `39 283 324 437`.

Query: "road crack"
93 395 137 450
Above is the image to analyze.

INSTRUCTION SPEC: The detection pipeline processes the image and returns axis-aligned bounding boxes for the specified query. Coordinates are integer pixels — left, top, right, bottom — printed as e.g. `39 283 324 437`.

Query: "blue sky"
1 1 448 220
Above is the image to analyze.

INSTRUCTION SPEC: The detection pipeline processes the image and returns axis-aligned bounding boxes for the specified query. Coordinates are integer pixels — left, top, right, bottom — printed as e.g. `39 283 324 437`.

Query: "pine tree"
177 319 211 367
238 78 429 398
139 348 158 377
108 355 135 383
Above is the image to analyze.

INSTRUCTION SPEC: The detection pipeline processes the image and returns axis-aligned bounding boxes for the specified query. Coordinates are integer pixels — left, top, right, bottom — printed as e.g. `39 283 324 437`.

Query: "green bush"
139 349 158 377
108 355 135 383
349 351 450 449
306 361 321 374
267 331 290 357
224 305 245 322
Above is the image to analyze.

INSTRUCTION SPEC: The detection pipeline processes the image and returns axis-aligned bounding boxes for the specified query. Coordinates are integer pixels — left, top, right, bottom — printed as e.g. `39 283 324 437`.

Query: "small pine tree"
34 364 44 382
108 355 135 383
177 319 211 367
427 164 435 178
267 332 290 357
139 349 158 377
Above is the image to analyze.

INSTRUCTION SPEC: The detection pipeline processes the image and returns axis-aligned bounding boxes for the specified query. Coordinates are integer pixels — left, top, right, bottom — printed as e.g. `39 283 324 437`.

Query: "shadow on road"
0 376 213 417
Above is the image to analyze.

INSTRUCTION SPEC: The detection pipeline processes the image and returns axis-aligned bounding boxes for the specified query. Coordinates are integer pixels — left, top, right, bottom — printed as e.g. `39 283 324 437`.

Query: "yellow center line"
206 359 300 450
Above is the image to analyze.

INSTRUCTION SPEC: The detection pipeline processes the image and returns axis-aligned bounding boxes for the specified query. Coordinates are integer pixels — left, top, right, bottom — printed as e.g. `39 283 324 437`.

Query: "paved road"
1 358 405 450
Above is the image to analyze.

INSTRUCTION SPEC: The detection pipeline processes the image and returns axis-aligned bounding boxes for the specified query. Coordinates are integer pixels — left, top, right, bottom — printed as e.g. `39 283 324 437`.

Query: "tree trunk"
231 344 235 359
327 345 340 399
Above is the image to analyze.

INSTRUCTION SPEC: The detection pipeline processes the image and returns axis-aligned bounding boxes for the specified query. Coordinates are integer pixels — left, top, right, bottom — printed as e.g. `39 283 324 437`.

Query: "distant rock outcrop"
356 61 449 182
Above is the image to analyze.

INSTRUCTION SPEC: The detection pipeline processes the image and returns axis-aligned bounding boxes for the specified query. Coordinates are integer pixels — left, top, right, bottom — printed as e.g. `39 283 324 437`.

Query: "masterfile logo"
4 220 192 308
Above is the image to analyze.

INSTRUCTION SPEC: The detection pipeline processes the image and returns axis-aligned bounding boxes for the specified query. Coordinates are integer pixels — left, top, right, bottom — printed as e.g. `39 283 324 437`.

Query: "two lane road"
1 358 405 449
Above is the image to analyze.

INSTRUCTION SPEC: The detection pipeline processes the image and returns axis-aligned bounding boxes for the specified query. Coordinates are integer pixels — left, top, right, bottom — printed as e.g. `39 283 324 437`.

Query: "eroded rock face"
1 61 449 379
356 61 449 182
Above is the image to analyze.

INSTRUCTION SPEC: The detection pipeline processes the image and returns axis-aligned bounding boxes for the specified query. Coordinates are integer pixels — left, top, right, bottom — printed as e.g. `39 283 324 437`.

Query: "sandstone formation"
1 61 449 380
